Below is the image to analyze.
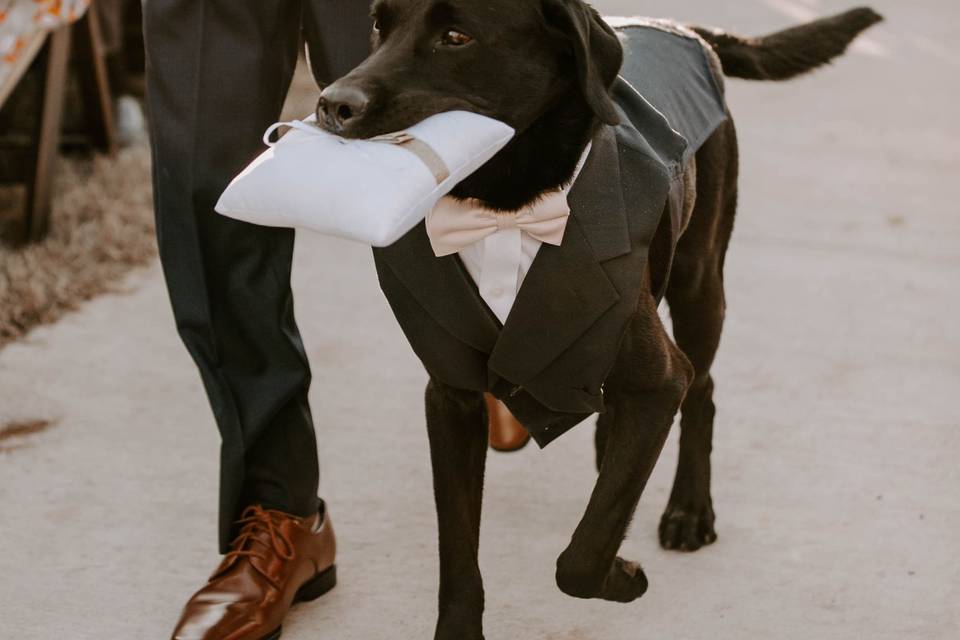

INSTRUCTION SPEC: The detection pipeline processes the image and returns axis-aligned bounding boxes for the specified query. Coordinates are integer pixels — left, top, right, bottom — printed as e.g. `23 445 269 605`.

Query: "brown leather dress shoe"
171 504 336 640
485 393 531 452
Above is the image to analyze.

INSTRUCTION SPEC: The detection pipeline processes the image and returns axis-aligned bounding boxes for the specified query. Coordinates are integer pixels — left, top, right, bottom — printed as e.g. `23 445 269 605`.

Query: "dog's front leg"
557 295 693 603
425 378 488 640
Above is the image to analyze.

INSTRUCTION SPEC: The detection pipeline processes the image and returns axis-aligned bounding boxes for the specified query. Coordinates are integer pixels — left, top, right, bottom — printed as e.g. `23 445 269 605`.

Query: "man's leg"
144 0 318 553
302 0 373 86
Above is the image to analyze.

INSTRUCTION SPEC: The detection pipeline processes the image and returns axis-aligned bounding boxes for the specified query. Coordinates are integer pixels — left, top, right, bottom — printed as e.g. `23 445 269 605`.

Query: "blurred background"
0 1 957 639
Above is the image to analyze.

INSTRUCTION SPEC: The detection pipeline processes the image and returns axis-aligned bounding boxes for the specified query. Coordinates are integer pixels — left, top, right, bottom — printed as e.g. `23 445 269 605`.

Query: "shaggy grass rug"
0 143 155 350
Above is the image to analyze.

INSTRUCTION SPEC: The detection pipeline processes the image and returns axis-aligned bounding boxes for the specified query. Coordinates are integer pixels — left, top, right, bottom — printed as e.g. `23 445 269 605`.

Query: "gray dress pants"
143 0 371 552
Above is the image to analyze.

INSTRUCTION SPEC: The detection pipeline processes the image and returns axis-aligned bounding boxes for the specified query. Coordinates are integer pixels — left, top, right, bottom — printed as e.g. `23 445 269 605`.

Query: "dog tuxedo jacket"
373 20 729 447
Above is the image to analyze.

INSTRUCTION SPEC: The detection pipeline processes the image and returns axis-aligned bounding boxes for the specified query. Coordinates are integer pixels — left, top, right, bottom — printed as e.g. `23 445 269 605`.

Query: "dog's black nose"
317 84 370 130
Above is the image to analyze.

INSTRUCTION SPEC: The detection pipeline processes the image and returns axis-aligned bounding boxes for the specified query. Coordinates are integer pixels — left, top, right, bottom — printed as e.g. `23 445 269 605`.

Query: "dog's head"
316 0 623 139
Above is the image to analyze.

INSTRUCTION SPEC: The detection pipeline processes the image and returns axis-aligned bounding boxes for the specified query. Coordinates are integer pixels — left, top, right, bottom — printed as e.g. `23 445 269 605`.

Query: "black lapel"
567 125 632 261
374 224 500 354
487 125 632 385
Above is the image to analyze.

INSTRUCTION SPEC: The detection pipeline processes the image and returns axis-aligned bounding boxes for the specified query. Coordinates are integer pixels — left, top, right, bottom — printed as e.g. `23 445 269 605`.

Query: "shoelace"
223 506 297 589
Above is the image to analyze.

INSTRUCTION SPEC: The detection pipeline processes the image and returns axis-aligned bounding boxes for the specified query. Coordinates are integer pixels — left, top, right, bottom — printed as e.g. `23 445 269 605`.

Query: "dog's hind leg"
660 121 739 551
556 287 693 602
659 251 724 551
424 379 488 640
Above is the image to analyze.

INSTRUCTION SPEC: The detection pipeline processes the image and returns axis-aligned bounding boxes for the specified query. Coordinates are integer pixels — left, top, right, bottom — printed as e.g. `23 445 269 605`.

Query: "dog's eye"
440 29 473 47
373 20 380 32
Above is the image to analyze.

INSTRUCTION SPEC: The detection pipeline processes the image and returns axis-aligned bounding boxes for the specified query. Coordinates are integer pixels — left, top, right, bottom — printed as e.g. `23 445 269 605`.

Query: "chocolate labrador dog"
316 2 881 637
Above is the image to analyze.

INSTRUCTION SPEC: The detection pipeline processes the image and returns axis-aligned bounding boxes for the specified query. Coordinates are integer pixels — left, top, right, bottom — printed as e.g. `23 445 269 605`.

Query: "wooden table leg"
24 25 72 242
73 2 117 153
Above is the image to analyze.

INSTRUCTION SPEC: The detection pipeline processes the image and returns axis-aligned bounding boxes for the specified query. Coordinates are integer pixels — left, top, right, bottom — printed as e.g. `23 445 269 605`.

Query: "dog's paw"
435 620 484 640
434 604 484 640
434 596 484 640
597 557 650 603
659 501 717 551
556 554 649 603
436 629 483 640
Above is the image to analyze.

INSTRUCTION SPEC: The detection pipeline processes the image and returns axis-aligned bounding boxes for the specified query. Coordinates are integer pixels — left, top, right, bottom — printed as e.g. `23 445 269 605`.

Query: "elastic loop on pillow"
263 120 324 147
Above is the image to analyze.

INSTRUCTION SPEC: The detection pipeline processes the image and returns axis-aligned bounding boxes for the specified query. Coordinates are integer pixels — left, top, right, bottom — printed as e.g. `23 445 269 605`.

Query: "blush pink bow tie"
426 190 571 257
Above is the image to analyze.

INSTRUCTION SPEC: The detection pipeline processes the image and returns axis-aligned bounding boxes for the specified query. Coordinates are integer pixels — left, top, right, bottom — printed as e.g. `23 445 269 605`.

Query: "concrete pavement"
1 1 958 638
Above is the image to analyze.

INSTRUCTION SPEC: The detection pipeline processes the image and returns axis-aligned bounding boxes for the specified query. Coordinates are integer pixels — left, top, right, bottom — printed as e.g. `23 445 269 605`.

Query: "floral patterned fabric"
0 0 90 90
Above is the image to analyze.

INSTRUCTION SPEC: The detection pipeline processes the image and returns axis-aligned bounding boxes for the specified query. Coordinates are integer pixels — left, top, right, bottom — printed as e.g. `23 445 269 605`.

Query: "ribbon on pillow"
262 120 451 186
370 131 451 184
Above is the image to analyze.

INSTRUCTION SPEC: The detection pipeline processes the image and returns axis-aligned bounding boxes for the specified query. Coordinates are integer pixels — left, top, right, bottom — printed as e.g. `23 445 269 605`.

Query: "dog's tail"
692 7 883 81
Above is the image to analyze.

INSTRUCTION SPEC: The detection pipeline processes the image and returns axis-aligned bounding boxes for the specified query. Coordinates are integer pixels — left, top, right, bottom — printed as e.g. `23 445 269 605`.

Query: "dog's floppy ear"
542 0 623 125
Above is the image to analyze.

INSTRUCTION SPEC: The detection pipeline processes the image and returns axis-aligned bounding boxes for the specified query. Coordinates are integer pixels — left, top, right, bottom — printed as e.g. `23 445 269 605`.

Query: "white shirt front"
457 144 592 325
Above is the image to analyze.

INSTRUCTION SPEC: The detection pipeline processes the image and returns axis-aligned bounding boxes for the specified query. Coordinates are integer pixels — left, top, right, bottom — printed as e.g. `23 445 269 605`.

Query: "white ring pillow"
215 110 515 247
